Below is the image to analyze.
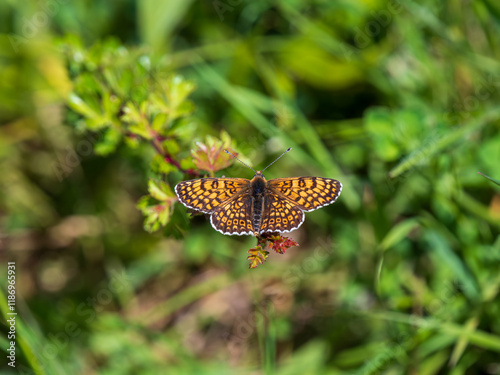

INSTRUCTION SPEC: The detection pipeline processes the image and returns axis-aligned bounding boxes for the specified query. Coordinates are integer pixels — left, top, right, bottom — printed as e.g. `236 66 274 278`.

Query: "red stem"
151 137 201 176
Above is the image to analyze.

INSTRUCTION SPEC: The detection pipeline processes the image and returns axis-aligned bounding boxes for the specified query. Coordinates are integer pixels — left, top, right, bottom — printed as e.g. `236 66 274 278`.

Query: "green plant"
62 36 300 268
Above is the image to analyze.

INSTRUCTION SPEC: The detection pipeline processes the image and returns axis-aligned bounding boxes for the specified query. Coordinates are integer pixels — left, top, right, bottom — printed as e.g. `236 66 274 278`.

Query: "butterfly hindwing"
210 193 254 235
175 178 249 214
268 177 342 212
259 191 304 234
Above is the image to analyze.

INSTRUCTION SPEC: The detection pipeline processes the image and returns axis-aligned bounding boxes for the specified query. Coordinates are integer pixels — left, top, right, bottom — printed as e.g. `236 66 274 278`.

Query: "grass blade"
478 171 500 186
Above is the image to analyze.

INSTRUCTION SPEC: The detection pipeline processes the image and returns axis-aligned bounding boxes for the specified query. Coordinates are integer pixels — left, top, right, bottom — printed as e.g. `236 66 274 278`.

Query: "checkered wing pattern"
210 194 254 235
175 178 249 214
268 177 342 212
259 192 305 233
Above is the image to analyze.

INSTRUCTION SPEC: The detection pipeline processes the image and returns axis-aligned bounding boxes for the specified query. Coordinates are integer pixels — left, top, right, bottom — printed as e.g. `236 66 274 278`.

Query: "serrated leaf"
150 155 178 175
174 101 195 119
143 210 162 232
151 113 168 132
94 127 122 155
267 234 299 254
148 179 174 201
137 191 176 233
247 246 269 269
153 75 197 122
122 102 153 139
68 93 99 119
121 102 141 121
179 157 197 171
247 254 265 269
137 195 154 210
162 139 180 155
129 123 152 139
167 75 196 107
124 134 140 149
158 205 171 226
102 91 121 120
191 132 235 173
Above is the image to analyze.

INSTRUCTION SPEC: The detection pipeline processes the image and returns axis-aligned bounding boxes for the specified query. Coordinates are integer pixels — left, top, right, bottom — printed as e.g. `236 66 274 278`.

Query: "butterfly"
175 148 342 236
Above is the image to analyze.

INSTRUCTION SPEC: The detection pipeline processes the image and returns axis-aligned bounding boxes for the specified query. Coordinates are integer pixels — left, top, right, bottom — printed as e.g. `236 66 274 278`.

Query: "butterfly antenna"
261 147 292 173
224 150 256 173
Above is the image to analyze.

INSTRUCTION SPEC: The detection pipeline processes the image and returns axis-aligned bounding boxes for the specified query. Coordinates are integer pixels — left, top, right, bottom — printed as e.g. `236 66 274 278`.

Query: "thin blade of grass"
0 288 49 375
478 171 500 186
138 0 196 52
378 218 420 252
449 315 480 367
424 230 480 301
376 218 420 295
454 190 500 229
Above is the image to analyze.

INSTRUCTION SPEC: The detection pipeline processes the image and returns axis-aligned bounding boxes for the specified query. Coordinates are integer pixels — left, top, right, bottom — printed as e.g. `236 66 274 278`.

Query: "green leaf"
94 127 122 155
147 179 174 201
137 194 175 233
143 214 158 233
102 91 122 121
122 102 152 139
379 219 420 252
68 93 99 119
247 246 269 269
151 113 168 133
166 75 196 110
150 154 178 175
137 180 177 232
162 139 180 156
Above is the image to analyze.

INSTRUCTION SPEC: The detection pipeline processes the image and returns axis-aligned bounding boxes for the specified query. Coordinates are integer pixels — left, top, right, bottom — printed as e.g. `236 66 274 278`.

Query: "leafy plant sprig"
62 37 228 232
63 37 299 264
248 234 299 268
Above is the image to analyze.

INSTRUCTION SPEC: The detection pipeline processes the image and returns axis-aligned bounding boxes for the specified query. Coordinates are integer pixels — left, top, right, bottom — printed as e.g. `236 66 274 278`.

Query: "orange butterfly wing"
268 177 342 212
175 178 249 213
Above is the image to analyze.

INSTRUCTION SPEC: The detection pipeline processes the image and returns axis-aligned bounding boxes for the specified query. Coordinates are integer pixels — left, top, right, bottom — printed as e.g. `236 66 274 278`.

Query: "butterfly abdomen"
249 175 267 234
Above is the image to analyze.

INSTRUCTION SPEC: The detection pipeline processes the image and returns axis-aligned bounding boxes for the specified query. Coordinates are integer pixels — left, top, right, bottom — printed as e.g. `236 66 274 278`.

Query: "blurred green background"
1 0 500 374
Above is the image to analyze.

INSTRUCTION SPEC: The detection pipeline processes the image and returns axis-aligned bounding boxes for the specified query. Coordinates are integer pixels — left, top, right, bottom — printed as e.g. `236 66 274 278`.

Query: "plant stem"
151 137 201 176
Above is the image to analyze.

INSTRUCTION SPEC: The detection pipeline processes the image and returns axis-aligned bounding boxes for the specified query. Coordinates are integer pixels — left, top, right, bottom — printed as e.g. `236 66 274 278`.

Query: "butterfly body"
249 172 267 235
175 170 342 237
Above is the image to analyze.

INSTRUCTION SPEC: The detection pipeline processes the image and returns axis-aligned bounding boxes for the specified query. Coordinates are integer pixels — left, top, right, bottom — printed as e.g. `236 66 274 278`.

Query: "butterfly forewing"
175 178 249 213
268 177 342 212
211 194 254 235
259 192 304 234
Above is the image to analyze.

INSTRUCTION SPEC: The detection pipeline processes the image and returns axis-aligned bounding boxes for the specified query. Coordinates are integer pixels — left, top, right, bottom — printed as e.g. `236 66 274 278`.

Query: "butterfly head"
254 170 265 179
250 171 267 195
